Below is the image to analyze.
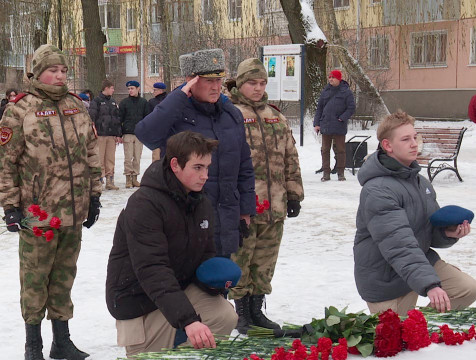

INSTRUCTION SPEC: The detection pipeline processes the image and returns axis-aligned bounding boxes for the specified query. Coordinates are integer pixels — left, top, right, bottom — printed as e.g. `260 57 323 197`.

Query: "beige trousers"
117 283 238 357
152 148 161 163
123 134 143 175
98 136 116 178
367 259 476 316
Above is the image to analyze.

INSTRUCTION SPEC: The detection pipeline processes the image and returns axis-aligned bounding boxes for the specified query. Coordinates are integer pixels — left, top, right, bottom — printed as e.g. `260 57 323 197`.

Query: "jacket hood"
358 150 421 186
324 79 351 92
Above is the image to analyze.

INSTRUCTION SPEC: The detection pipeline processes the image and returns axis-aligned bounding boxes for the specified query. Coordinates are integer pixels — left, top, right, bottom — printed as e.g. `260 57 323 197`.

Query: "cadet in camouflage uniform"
0 44 102 360
228 58 304 334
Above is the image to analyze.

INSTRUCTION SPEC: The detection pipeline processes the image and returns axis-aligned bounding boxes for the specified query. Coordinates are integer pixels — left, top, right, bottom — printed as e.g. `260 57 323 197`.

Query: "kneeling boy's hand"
185 321 216 349
427 287 451 313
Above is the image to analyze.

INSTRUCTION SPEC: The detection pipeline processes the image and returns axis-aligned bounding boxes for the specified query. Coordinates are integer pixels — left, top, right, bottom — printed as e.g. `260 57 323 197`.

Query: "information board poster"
263 55 281 101
280 55 300 101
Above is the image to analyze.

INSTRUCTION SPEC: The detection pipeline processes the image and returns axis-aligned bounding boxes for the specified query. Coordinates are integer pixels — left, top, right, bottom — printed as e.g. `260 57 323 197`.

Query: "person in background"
354 110 476 316
468 93 476 124
0 44 102 360
78 92 90 109
0 88 19 119
135 48 256 258
147 82 168 162
119 80 150 188
228 58 304 334
313 69 355 182
82 89 94 104
89 79 122 190
106 131 238 356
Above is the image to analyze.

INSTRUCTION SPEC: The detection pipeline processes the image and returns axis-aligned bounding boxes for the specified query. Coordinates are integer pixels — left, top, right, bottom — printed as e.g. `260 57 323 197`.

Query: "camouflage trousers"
19 225 82 325
229 221 283 299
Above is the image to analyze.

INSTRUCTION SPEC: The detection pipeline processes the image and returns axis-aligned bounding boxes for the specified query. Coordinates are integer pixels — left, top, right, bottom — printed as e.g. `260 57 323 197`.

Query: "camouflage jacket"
0 89 102 227
232 91 304 224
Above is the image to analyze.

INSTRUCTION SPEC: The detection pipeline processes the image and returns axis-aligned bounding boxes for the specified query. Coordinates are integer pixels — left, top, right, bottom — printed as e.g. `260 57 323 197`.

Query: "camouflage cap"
236 58 268 88
179 49 225 78
31 44 69 79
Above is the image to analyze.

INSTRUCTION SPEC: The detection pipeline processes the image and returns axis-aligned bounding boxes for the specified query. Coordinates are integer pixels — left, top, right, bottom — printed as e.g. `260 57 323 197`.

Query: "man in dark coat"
313 69 355 181
89 79 122 190
354 111 476 316
148 82 168 162
106 131 238 356
119 80 150 188
135 48 256 257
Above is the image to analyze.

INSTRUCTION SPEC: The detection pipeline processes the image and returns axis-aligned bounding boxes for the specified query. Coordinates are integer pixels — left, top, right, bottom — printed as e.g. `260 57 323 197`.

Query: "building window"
99 3 121 29
228 0 242 20
257 0 280 17
471 27 476 65
370 0 381 4
3 51 25 68
369 35 389 69
149 54 160 76
151 0 161 24
334 0 349 8
167 0 194 22
126 53 139 77
127 8 136 31
410 31 447 67
202 0 214 22
105 54 118 75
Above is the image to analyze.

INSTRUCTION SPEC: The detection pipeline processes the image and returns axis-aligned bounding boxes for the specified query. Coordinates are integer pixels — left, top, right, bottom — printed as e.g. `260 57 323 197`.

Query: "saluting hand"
181 76 200 98
445 220 470 238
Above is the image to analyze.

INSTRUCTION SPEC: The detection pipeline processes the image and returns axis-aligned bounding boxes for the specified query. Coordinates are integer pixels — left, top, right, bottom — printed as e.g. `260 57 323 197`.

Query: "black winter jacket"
88 93 121 136
106 159 215 328
148 92 167 113
119 95 150 135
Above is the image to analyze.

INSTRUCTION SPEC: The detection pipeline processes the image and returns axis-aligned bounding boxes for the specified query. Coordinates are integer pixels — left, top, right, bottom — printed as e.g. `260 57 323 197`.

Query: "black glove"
4 207 26 232
287 200 301 218
238 219 250 247
83 196 101 228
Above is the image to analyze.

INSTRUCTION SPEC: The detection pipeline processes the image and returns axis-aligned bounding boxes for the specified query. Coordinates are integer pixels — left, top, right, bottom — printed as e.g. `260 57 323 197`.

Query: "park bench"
415 127 467 182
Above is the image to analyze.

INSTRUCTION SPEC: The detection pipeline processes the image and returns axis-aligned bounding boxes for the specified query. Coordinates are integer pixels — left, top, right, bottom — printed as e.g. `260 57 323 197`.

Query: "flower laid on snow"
1 204 61 242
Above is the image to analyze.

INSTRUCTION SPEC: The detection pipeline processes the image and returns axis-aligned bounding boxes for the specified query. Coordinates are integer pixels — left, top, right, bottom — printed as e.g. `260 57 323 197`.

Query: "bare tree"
80 0 107 96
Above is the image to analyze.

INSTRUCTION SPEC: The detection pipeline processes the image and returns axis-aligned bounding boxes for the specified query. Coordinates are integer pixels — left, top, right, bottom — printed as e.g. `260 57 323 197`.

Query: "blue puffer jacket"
313 80 355 135
135 87 256 255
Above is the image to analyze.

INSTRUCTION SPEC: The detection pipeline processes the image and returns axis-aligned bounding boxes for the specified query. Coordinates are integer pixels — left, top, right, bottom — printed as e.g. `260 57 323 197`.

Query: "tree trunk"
279 0 327 116
34 2 52 49
80 0 107 96
158 0 171 89
321 0 390 121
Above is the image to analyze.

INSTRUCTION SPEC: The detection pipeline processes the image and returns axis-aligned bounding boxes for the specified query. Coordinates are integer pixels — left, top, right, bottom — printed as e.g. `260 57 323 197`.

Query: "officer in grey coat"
354 111 476 315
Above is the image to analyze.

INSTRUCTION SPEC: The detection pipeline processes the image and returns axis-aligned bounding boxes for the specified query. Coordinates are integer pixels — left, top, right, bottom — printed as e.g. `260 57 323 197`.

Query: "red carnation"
28 205 42 217
32 227 43 237
38 210 48 221
402 310 431 351
374 309 403 357
262 199 270 210
44 230 54 242
430 332 442 343
49 217 62 229
348 346 360 355
317 337 332 353
331 344 348 360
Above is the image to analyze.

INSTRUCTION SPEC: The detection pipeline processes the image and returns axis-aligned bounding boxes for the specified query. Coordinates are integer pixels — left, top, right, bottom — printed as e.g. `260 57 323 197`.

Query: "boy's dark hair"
5 88 18 98
165 131 218 168
377 110 415 143
101 80 114 91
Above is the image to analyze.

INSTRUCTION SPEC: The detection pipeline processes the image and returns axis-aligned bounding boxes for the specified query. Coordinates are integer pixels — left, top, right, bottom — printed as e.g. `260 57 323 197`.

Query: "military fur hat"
236 58 268 89
179 49 225 78
31 44 69 79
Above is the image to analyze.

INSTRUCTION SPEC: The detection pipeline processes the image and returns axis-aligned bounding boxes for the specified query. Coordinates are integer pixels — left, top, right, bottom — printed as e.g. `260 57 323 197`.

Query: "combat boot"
249 295 280 330
106 176 119 190
321 172 331 182
125 175 133 189
25 323 45 360
337 170 346 181
132 175 141 187
234 296 253 335
49 320 89 360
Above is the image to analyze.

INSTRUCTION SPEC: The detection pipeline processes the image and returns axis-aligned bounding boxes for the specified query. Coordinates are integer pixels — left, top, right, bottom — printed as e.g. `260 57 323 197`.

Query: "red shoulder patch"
11 93 28 104
268 104 281 113
69 92 83 101
0 127 13 146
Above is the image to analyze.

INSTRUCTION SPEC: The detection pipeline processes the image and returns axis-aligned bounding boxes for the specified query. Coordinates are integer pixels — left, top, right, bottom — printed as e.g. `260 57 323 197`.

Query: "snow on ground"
1 119 476 359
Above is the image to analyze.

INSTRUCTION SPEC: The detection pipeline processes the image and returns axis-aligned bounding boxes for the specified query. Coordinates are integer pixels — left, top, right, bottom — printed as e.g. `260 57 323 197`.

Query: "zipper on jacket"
55 102 77 227
32 175 40 205
45 118 56 148
254 109 274 223
246 126 254 149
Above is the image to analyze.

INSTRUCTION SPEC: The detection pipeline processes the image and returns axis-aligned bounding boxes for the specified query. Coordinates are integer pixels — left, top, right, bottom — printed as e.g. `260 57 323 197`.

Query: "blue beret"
78 93 89 101
153 82 166 89
126 80 140 88
196 258 241 290
430 205 474 227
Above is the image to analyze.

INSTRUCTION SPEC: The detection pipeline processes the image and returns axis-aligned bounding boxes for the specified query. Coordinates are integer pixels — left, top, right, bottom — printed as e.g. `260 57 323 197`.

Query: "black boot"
49 320 89 360
249 295 280 330
25 323 45 360
234 296 253 335
315 167 324 174
331 165 338 174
